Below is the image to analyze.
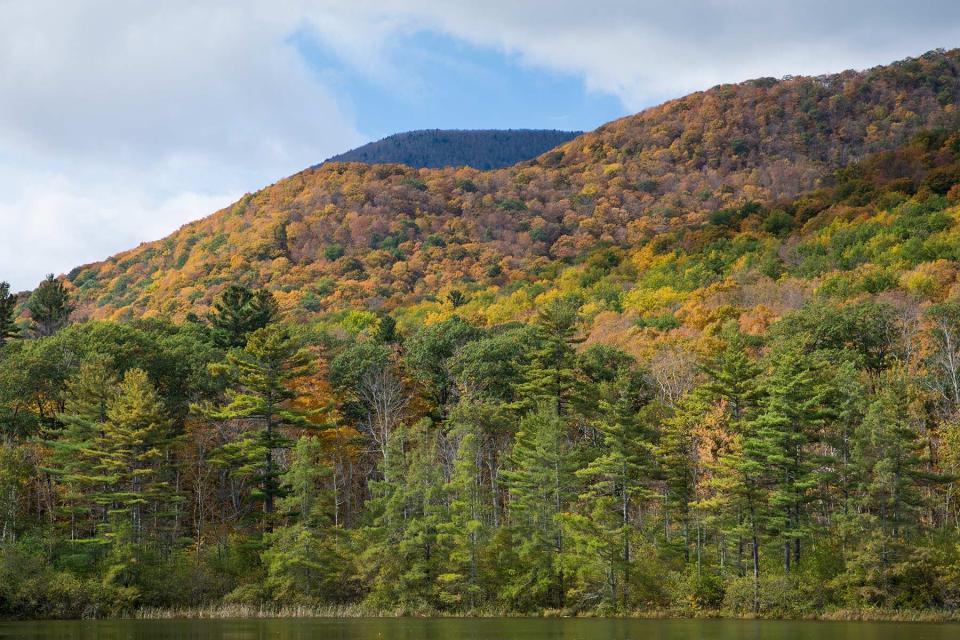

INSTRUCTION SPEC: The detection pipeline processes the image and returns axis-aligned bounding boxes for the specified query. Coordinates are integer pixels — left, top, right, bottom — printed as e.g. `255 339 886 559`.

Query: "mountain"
9 48 960 618
64 49 960 324
322 129 582 169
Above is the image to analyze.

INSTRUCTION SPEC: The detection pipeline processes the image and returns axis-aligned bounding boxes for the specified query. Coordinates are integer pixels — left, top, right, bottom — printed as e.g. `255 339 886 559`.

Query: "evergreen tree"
0 281 18 347
90 368 173 542
361 419 448 609
502 404 578 609
206 325 311 523
50 358 119 539
27 274 72 338
262 436 356 604
753 344 827 573
438 428 490 610
564 371 653 609
208 285 279 348
515 295 586 416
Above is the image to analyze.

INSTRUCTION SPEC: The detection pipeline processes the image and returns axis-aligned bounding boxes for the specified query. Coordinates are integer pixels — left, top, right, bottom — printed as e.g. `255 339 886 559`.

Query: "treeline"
324 129 581 170
2 272 960 618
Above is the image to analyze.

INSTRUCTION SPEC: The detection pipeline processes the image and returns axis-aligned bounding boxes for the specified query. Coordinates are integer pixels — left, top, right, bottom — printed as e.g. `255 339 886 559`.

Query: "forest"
323 129 581 170
4 117 960 618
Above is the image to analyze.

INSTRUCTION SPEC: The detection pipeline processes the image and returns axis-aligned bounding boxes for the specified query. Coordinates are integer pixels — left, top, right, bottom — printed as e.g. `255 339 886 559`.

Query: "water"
0 618 958 640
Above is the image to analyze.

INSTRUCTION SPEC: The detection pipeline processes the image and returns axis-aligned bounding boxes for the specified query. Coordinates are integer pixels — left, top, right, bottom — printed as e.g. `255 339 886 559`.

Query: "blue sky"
1 0 959 291
294 29 625 144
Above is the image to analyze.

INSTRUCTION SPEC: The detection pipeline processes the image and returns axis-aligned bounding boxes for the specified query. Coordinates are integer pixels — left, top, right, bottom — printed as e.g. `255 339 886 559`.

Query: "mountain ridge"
322 129 583 170
60 48 960 323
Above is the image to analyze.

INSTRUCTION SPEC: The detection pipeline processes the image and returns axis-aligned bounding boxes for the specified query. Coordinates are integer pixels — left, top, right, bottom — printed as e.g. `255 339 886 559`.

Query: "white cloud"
1 0 959 290
0 1 362 291
309 0 960 109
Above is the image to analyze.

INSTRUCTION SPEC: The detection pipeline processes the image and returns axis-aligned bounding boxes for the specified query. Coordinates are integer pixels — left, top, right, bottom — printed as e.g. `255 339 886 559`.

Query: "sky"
1 1 960 291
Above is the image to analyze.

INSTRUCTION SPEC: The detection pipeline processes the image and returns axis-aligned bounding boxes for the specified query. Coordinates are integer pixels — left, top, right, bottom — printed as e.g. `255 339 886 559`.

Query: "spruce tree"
27 274 72 337
0 281 18 347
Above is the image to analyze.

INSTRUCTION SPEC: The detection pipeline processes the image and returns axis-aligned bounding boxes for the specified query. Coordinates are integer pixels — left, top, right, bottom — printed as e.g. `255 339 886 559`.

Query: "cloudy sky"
1 1 959 291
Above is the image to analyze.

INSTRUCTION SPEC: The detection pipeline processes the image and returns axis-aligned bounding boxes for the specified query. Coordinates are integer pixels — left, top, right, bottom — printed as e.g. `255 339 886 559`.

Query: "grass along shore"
129 605 960 623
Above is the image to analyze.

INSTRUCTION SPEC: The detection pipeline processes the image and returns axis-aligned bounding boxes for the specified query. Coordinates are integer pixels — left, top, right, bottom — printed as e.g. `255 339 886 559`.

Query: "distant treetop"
323 129 582 170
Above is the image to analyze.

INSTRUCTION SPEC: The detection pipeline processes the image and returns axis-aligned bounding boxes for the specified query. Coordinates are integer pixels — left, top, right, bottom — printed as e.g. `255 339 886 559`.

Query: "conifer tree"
263 436 356 604
51 358 118 538
361 419 448 609
564 371 652 609
0 281 18 347
502 404 578 609
207 325 311 522
752 343 827 573
27 274 72 338
91 368 173 542
438 429 490 609
515 295 586 416
208 284 279 348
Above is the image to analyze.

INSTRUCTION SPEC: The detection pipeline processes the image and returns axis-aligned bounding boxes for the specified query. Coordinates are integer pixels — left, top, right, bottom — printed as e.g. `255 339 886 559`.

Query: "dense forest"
4 49 960 619
322 129 581 170
63 49 960 324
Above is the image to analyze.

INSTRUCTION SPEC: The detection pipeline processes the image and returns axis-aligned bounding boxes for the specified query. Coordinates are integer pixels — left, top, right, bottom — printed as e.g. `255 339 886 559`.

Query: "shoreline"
115 606 960 623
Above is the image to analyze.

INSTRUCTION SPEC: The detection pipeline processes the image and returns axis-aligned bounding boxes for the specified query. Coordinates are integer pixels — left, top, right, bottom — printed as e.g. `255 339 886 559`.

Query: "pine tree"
752 344 827 573
208 284 279 348
206 325 311 523
50 358 119 539
90 368 173 542
262 436 356 604
564 371 652 609
515 295 586 416
438 429 490 610
27 274 72 338
502 404 577 609
360 419 449 609
0 281 18 347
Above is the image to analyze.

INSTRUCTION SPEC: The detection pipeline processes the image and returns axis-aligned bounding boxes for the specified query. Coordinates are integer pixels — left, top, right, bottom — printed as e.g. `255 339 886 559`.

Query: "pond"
0 618 958 640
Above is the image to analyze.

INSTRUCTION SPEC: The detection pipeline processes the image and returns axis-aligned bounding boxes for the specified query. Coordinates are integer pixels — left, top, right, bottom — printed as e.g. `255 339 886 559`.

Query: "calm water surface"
0 618 958 640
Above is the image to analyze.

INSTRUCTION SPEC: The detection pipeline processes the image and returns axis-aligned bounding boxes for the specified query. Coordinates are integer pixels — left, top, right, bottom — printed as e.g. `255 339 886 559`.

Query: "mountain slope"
65 49 960 323
323 129 581 169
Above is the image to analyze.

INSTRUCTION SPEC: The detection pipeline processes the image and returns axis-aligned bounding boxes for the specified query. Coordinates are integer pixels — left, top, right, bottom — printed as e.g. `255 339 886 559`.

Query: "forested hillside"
3 49 960 619
64 49 960 325
323 129 581 170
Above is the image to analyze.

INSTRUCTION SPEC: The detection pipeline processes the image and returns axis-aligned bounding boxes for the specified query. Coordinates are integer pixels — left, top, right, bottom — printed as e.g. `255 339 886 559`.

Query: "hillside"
65 49 960 325
6 48 960 618
323 129 581 169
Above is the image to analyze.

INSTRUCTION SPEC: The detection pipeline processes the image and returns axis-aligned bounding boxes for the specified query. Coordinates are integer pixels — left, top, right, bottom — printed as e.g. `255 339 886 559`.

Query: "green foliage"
27 274 73 338
0 281 18 347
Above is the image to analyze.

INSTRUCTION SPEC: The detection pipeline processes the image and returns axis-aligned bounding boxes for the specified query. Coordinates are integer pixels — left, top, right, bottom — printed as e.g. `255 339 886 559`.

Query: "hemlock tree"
0 281 17 347
206 325 311 523
208 284 279 348
27 274 73 338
